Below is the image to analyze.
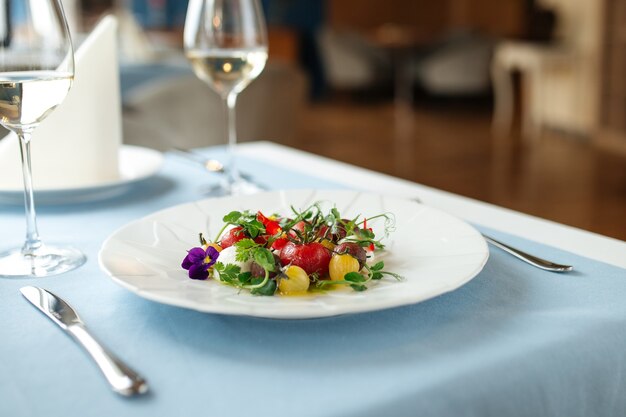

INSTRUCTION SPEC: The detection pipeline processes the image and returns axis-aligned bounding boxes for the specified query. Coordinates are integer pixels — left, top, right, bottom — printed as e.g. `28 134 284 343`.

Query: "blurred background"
75 0 624 240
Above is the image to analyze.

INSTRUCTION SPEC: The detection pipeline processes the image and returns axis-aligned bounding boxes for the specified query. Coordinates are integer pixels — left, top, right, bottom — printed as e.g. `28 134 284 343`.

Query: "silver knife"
20 286 148 396
171 147 268 189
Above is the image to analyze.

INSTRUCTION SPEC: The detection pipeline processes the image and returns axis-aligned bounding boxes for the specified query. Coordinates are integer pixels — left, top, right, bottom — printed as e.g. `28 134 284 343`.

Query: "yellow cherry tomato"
329 253 360 281
319 238 336 251
279 265 310 295
203 242 223 252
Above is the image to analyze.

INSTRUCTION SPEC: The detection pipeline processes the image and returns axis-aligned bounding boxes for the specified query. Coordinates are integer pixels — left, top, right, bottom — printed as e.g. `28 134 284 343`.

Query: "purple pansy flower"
181 246 220 280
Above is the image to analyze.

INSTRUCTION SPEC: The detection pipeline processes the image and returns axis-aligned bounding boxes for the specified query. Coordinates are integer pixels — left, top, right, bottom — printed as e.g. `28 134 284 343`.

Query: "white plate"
0 145 163 204
98 189 489 319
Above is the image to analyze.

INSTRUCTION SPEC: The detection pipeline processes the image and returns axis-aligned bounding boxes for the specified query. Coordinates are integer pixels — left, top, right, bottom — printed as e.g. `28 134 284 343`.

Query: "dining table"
1 141 625 417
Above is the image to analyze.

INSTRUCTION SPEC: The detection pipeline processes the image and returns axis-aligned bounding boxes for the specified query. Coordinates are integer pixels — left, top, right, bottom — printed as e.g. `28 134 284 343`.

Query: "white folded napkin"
115 7 157 63
0 15 122 191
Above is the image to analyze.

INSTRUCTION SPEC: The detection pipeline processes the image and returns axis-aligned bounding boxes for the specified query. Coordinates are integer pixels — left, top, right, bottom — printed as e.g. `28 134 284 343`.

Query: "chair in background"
491 41 572 140
122 62 309 151
316 27 391 93
490 0 602 141
414 31 495 97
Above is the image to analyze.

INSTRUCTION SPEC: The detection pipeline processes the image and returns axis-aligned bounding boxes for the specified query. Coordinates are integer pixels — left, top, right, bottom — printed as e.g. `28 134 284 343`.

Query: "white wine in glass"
184 0 268 195
0 0 86 278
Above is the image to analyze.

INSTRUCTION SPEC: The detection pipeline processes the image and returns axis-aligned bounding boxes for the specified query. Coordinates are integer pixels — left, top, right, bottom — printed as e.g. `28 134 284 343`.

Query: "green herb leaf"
223 211 242 223
371 261 385 271
234 238 259 262
344 272 366 283
350 284 367 292
371 272 383 280
214 262 241 284
243 219 264 238
235 238 258 250
358 228 375 239
250 278 277 296
253 248 276 272
237 271 252 284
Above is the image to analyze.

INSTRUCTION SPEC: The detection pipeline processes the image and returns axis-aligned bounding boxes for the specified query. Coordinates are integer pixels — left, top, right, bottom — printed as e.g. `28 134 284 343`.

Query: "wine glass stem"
225 92 240 187
17 131 43 255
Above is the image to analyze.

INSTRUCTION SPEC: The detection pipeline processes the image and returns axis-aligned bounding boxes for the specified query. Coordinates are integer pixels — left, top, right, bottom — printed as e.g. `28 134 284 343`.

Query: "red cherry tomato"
317 225 330 240
220 227 246 249
279 241 332 276
334 242 366 269
288 220 309 239
271 237 289 251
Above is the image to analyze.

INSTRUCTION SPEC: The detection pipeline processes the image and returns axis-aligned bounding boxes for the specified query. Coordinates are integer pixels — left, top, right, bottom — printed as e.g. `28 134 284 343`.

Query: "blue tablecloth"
1 148 625 417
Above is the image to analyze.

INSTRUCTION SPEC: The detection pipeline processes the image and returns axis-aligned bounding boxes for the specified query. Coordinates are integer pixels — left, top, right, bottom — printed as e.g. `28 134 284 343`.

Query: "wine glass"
184 0 268 195
0 0 86 277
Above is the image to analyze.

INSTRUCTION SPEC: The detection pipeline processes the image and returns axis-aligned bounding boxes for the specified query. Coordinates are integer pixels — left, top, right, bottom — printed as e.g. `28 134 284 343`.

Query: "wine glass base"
228 179 264 196
201 178 264 197
0 244 86 278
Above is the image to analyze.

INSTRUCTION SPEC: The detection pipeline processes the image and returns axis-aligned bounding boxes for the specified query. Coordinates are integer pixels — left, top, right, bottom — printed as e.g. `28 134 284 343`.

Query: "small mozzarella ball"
214 246 251 280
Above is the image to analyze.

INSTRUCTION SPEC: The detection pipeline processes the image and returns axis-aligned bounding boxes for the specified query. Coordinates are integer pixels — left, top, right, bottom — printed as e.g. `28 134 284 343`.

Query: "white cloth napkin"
115 7 157 63
0 15 122 191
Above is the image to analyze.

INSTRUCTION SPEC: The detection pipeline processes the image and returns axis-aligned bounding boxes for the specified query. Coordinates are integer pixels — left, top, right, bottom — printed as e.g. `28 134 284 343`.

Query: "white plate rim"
0 145 163 203
98 189 489 319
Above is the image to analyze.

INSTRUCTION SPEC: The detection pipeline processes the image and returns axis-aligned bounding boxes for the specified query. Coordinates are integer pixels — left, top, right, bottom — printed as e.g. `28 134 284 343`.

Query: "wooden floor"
276 99 626 242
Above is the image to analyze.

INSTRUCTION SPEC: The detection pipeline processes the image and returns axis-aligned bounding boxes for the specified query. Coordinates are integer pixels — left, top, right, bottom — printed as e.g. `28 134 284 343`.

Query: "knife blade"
20 286 148 396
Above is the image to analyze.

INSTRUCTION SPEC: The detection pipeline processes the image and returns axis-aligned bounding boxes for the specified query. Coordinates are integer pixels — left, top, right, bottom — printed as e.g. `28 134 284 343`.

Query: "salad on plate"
181 203 402 296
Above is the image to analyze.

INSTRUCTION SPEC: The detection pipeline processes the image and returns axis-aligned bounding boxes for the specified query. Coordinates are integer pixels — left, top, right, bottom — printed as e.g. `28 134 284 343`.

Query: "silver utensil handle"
67 324 148 396
483 234 573 272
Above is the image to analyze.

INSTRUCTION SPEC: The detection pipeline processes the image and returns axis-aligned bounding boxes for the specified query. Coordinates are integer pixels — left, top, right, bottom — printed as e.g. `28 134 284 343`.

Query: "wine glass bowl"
0 0 86 277
184 0 268 195
186 48 267 99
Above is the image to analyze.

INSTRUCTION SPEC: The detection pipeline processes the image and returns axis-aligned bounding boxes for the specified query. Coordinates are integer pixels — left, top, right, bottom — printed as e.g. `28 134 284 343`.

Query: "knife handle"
67 324 148 396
